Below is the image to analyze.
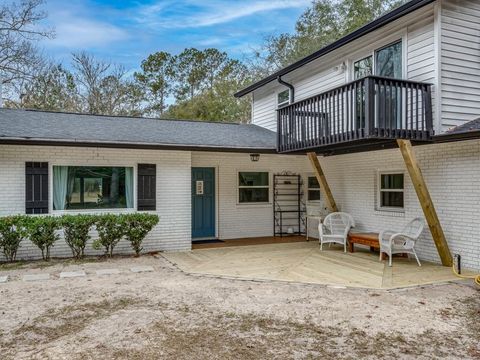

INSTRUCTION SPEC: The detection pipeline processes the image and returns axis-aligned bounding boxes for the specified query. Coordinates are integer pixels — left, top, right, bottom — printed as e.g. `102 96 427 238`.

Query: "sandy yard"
0 253 479 360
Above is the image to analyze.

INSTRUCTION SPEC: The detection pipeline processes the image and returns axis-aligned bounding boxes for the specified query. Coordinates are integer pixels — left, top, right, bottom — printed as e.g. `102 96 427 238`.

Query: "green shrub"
26 216 61 261
122 213 159 256
93 214 124 257
61 214 96 259
0 215 30 262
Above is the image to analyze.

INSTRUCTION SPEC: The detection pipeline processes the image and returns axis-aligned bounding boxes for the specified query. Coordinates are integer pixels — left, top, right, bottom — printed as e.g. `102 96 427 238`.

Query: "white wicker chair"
379 218 424 267
319 212 355 252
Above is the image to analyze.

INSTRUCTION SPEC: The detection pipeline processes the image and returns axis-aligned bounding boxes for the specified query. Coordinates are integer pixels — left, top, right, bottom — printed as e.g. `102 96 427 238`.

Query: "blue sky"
39 0 311 72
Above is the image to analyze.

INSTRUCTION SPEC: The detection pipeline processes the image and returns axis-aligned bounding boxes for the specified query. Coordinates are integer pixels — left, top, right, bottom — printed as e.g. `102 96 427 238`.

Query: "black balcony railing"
277 75 433 153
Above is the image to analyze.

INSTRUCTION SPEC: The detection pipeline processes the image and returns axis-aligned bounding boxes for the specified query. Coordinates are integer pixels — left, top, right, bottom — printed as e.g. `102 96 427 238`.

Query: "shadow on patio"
163 240 463 290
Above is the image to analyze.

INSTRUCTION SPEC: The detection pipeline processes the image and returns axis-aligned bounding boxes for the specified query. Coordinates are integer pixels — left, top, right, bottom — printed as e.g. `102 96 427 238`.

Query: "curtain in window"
125 167 134 208
53 166 69 210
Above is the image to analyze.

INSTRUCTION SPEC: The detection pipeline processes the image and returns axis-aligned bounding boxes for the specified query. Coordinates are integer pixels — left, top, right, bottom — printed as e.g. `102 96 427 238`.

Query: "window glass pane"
381 174 404 190
308 190 321 201
239 172 269 187
277 90 290 106
239 188 269 203
375 41 402 78
354 56 372 79
381 191 404 208
53 166 133 210
308 176 320 189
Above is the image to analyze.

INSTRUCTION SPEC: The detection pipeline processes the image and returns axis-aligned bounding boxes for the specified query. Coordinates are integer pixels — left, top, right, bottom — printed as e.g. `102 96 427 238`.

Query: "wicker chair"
319 212 355 252
379 218 424 266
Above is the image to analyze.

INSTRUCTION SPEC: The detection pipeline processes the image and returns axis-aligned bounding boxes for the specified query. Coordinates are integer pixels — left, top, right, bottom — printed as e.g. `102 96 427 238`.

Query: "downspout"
277 76 295 103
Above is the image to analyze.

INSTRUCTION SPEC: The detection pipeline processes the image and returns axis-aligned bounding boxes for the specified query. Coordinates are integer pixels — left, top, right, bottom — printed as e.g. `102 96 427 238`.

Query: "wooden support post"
397 139 453 266
307 152 338 212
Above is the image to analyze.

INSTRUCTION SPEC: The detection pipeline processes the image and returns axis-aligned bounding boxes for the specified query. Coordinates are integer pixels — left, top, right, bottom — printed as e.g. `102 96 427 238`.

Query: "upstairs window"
377 172 404 210
238 172 269 203
53 166 134 210
277 89 290 108
353 40 403 80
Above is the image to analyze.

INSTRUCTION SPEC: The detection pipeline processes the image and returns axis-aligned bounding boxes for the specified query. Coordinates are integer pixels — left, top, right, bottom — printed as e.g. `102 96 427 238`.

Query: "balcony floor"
163 240 466 290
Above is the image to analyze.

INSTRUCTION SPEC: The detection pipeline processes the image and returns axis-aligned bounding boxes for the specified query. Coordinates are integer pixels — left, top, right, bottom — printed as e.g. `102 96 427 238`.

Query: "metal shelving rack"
273 173 305 237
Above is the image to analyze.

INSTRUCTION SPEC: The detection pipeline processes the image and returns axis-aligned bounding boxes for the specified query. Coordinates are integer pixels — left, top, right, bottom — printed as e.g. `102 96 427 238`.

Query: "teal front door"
192 168 215 239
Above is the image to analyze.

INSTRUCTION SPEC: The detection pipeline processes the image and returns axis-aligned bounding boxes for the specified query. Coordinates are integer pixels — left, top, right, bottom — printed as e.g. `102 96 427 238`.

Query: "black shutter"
137 164 156 211
25 162 49 214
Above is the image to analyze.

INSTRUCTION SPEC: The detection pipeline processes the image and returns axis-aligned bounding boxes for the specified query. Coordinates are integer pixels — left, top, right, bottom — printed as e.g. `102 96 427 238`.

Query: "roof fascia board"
235 0 436 98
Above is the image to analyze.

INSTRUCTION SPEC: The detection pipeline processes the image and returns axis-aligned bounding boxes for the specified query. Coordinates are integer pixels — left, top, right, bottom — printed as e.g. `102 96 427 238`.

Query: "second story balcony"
277 76 433 154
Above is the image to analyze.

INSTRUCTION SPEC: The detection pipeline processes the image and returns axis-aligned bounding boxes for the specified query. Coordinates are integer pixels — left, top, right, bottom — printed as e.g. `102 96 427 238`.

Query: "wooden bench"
348 231 407 260
348 232 380 253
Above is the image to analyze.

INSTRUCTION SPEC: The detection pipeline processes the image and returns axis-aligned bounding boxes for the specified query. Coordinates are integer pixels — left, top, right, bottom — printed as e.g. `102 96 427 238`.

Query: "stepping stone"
130 266 154 273
0 275 8 283
23 273 50 282
96 268 121 276
59 271 86 279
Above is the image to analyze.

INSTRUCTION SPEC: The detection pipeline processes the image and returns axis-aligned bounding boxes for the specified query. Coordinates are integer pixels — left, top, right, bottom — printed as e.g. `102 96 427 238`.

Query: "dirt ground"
0 254 479 360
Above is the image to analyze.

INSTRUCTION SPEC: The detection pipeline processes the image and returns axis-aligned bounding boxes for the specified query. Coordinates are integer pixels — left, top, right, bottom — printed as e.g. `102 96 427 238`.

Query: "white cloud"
136 0 311 29
41 1 129 50
48 18 128 48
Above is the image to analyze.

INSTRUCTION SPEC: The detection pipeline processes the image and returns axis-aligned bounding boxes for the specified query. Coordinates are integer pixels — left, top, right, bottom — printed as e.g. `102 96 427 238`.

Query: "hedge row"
0 213 159 262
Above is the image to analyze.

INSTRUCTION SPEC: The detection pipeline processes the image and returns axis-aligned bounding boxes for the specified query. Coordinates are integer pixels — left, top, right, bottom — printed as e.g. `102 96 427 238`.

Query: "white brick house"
0 0 479 270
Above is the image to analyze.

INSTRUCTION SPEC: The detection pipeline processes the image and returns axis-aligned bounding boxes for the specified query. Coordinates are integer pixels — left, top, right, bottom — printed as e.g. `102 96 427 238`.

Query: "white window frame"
347 30 407 82
277 89 290 108
377 170 405 211
50 164 136 213
306 175 321 203
237 171 270 205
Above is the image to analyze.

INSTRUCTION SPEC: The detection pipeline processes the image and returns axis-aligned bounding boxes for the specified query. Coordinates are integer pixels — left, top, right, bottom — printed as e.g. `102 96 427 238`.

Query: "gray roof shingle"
0 108 276 152
445 118 480 134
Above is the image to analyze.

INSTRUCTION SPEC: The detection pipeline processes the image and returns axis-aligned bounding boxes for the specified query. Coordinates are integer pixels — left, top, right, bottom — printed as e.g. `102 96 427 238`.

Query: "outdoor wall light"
250 153 260 162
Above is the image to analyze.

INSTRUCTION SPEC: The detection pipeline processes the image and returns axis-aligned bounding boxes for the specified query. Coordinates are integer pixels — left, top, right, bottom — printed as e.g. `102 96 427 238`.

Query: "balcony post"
424 85 433 136
364 77 375 137
277 109 282 151
397 139 452 266
307 152 338 212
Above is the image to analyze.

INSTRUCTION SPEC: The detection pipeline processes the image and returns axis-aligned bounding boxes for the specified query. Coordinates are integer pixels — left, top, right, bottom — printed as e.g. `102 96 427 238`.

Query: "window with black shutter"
25 162 49 214
137 164 156 211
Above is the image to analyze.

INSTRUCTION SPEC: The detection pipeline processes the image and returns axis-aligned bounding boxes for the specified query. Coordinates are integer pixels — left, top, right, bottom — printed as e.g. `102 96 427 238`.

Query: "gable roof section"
434 118 480 143
234 0 435 98
0 108 276 152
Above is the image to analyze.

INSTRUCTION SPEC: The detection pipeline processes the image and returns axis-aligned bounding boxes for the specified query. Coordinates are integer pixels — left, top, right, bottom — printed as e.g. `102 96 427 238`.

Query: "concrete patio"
163 241 462 289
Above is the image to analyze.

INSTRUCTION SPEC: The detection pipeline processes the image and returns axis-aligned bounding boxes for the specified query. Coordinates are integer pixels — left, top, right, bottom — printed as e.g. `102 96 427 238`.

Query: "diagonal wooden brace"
307 152 338 213
397 139 453 266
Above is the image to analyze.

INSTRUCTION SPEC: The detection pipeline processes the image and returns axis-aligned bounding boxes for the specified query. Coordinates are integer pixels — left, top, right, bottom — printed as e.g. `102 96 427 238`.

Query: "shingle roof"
445 118 480 134
0 108 277 152
434 118 480 143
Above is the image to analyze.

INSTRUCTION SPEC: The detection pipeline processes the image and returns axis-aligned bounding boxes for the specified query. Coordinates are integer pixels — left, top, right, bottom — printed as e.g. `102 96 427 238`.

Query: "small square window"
238 172 269 203
378 173 404 209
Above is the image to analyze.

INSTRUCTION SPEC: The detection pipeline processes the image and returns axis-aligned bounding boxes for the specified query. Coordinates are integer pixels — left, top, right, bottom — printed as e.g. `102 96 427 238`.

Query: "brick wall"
318 139 480 270
0 145 192 260
1 141 479 270
191 152 311 239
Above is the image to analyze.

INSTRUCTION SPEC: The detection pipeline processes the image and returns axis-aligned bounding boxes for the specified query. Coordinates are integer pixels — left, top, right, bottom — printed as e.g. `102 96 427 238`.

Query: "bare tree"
0 0 54 106
72 51 144 116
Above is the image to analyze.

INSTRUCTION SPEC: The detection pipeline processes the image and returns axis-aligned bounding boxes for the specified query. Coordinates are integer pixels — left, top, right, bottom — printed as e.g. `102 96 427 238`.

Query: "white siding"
251 4 438 132
440 0 480 131
0 145 192 260
252 89 277 131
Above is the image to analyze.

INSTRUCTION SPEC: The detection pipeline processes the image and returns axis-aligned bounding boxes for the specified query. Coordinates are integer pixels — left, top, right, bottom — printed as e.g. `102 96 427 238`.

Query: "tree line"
0 0 404 123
